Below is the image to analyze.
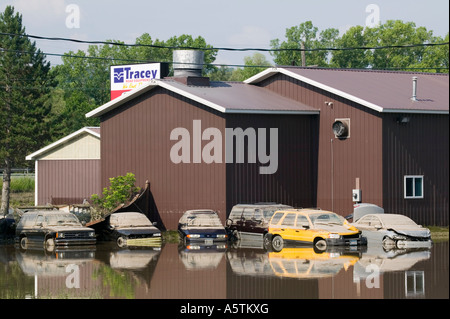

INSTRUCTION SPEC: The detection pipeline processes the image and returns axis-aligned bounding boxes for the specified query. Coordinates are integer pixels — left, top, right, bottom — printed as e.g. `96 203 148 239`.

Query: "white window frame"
404 175 424 199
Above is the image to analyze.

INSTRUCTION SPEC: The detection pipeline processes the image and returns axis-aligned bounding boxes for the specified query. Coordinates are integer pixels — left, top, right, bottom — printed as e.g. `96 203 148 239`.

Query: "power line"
2 47 448 72
1 32 448 53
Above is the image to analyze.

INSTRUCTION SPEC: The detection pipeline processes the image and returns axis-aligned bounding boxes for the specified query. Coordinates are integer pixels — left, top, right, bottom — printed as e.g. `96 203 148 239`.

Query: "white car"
352 213 432 249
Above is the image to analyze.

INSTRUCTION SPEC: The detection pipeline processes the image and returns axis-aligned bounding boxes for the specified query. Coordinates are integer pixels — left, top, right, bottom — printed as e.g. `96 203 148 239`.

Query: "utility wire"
1 31 449 53
1 47 448 71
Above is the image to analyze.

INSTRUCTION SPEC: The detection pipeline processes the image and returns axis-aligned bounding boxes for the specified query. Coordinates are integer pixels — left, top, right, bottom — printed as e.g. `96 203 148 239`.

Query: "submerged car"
178 210 227 244
15 210 96 251
351 213 432 249
267 209 367 251
226 203 293 240
103 212 162 248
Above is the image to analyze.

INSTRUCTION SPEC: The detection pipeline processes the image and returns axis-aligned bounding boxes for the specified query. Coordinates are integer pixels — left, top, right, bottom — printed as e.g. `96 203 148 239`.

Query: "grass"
163 230 181 244
0 176 35 193
427 225 449 242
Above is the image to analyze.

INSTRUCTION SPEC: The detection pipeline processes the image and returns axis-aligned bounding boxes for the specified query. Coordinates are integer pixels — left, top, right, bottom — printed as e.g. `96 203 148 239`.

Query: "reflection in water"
0 240 448 299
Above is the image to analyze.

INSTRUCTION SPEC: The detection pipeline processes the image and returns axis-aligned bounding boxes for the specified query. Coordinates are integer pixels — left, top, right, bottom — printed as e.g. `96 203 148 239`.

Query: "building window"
404 176 424 199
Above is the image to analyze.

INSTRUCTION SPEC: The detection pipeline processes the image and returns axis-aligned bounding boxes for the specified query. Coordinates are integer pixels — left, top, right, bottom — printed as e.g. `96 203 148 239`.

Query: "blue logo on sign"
113 68 124 83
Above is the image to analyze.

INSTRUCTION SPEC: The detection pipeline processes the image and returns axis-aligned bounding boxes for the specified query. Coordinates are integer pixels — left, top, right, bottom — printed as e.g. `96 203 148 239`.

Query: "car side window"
229 208 243 221
271 212 284 225
371 216 382 228
253 209 263 220
296 215 309 227
35 215 44 226
358 216 371 226
281 213 296 226
243 208 254 220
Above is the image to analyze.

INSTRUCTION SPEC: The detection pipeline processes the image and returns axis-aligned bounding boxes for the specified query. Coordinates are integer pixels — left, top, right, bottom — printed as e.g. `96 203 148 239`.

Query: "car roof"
362 213 416 223
22 210 69 215
233 204 293 208
275 209 336 215
184 209 216 214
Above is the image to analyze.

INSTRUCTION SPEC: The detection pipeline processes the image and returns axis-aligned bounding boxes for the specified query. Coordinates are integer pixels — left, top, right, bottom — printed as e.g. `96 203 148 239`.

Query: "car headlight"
187 234 200 238
153 233 161 237
216 234 227 238
328 233 340 239
57 232 65 238
89 232 95 237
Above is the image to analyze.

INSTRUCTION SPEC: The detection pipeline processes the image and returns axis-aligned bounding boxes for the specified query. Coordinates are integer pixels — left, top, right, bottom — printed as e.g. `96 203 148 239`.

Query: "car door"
229 207 244 233
355 215 384 241
293 214 312 244
279 213 297 241
252 209 265 235
31 214 46 243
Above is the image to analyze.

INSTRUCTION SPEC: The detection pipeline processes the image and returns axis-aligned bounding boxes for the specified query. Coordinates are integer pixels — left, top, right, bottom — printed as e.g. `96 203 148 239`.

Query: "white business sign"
110 63 161 100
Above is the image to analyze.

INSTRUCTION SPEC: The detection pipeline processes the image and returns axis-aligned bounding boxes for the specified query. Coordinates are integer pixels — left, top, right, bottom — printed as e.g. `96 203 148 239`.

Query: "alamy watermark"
365 4 381 28
65 4 80 29
170 120 278 175
65 264 80 289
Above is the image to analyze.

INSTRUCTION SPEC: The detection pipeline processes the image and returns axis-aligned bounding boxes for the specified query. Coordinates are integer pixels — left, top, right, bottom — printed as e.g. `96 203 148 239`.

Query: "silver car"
352 213 432 249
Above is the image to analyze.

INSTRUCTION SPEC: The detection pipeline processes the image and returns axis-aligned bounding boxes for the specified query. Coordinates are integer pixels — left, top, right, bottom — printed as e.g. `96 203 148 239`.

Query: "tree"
270 21 338 67
364 20 434 70
0 6 54 215
228 53 272 82
331 25 370 69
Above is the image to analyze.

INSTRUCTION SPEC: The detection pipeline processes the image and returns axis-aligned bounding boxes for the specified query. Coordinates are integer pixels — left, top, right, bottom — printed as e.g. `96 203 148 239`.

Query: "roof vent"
173 50 204 77
411 76 418 101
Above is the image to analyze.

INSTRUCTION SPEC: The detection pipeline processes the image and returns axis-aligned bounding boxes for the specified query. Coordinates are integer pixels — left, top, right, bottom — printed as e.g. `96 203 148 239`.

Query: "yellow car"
266 209 367 251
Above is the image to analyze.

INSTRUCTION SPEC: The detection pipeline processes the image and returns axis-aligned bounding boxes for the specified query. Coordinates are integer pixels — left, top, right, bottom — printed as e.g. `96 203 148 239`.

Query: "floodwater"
0 239 448 300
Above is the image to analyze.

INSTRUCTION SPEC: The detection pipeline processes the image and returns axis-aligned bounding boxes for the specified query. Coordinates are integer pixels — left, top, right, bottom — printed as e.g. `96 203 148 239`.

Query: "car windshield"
45 213 81 226
187 212 223 227
110 213 153 227
309 213 344 226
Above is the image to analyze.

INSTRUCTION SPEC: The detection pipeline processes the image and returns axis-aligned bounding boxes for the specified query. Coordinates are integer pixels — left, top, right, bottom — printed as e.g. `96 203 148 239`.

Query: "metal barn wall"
225 113 318 213
37 159 101 205
382 114 449 225
258 73 384 217
100 87 227 230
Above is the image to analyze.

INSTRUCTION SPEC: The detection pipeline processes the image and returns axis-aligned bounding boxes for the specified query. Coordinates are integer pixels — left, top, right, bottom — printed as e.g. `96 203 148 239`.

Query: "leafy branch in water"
91 173 140 218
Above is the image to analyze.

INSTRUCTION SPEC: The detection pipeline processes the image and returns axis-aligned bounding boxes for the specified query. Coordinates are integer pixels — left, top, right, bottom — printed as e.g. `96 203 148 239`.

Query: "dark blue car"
178 210 228 244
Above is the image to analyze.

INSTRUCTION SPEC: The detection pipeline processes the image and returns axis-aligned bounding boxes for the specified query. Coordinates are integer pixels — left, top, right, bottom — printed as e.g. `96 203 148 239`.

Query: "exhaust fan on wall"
332 119 350 138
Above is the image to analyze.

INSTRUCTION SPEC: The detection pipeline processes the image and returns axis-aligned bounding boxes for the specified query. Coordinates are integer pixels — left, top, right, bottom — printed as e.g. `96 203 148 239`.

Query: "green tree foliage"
228 53 272 82
270 21 339 67
0 6 54 215
271 20 448 72
91 173 140 217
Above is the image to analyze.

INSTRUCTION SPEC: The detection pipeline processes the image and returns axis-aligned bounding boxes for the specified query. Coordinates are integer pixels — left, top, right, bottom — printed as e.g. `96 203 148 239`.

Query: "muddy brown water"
0 240 448 299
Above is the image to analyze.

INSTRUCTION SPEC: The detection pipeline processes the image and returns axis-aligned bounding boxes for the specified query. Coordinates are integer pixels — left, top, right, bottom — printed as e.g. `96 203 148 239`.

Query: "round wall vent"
332 120 349 138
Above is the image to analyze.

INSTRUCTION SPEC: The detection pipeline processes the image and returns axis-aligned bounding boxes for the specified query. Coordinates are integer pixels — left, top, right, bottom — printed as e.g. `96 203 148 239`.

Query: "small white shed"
26 127 101 205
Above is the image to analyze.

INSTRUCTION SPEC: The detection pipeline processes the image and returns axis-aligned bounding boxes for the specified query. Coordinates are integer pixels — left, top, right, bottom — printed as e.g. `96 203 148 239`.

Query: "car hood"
181 227 226 234
49 226 94 232
388 227 431 238
115 227 161 236
314 224 358 234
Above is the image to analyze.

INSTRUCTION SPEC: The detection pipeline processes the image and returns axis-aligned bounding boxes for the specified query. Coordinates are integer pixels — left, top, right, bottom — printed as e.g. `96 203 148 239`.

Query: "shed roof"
245 67 449 114
85 78 319 118
26 127 100 160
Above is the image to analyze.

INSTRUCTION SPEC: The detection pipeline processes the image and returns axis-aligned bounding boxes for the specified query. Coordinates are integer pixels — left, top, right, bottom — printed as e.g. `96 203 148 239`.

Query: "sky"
1 0 449 67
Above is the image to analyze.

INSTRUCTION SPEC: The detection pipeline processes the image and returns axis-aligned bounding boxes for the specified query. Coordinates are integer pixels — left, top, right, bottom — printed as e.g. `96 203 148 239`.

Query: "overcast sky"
1 0 449 67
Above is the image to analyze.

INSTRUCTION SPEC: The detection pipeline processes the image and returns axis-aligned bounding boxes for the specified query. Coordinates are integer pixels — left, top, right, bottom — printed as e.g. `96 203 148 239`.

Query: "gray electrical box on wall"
352 189 362 202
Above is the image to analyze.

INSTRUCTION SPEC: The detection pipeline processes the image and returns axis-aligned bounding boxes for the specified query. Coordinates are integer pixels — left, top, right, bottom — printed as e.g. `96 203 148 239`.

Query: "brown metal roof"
86 78 318 118
162 79 318 113
246 67 449 114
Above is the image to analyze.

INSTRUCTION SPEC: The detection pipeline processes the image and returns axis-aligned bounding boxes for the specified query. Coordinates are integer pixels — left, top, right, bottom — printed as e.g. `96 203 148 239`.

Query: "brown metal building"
86 65 448 228
26 127 101 205
246 68 448 226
